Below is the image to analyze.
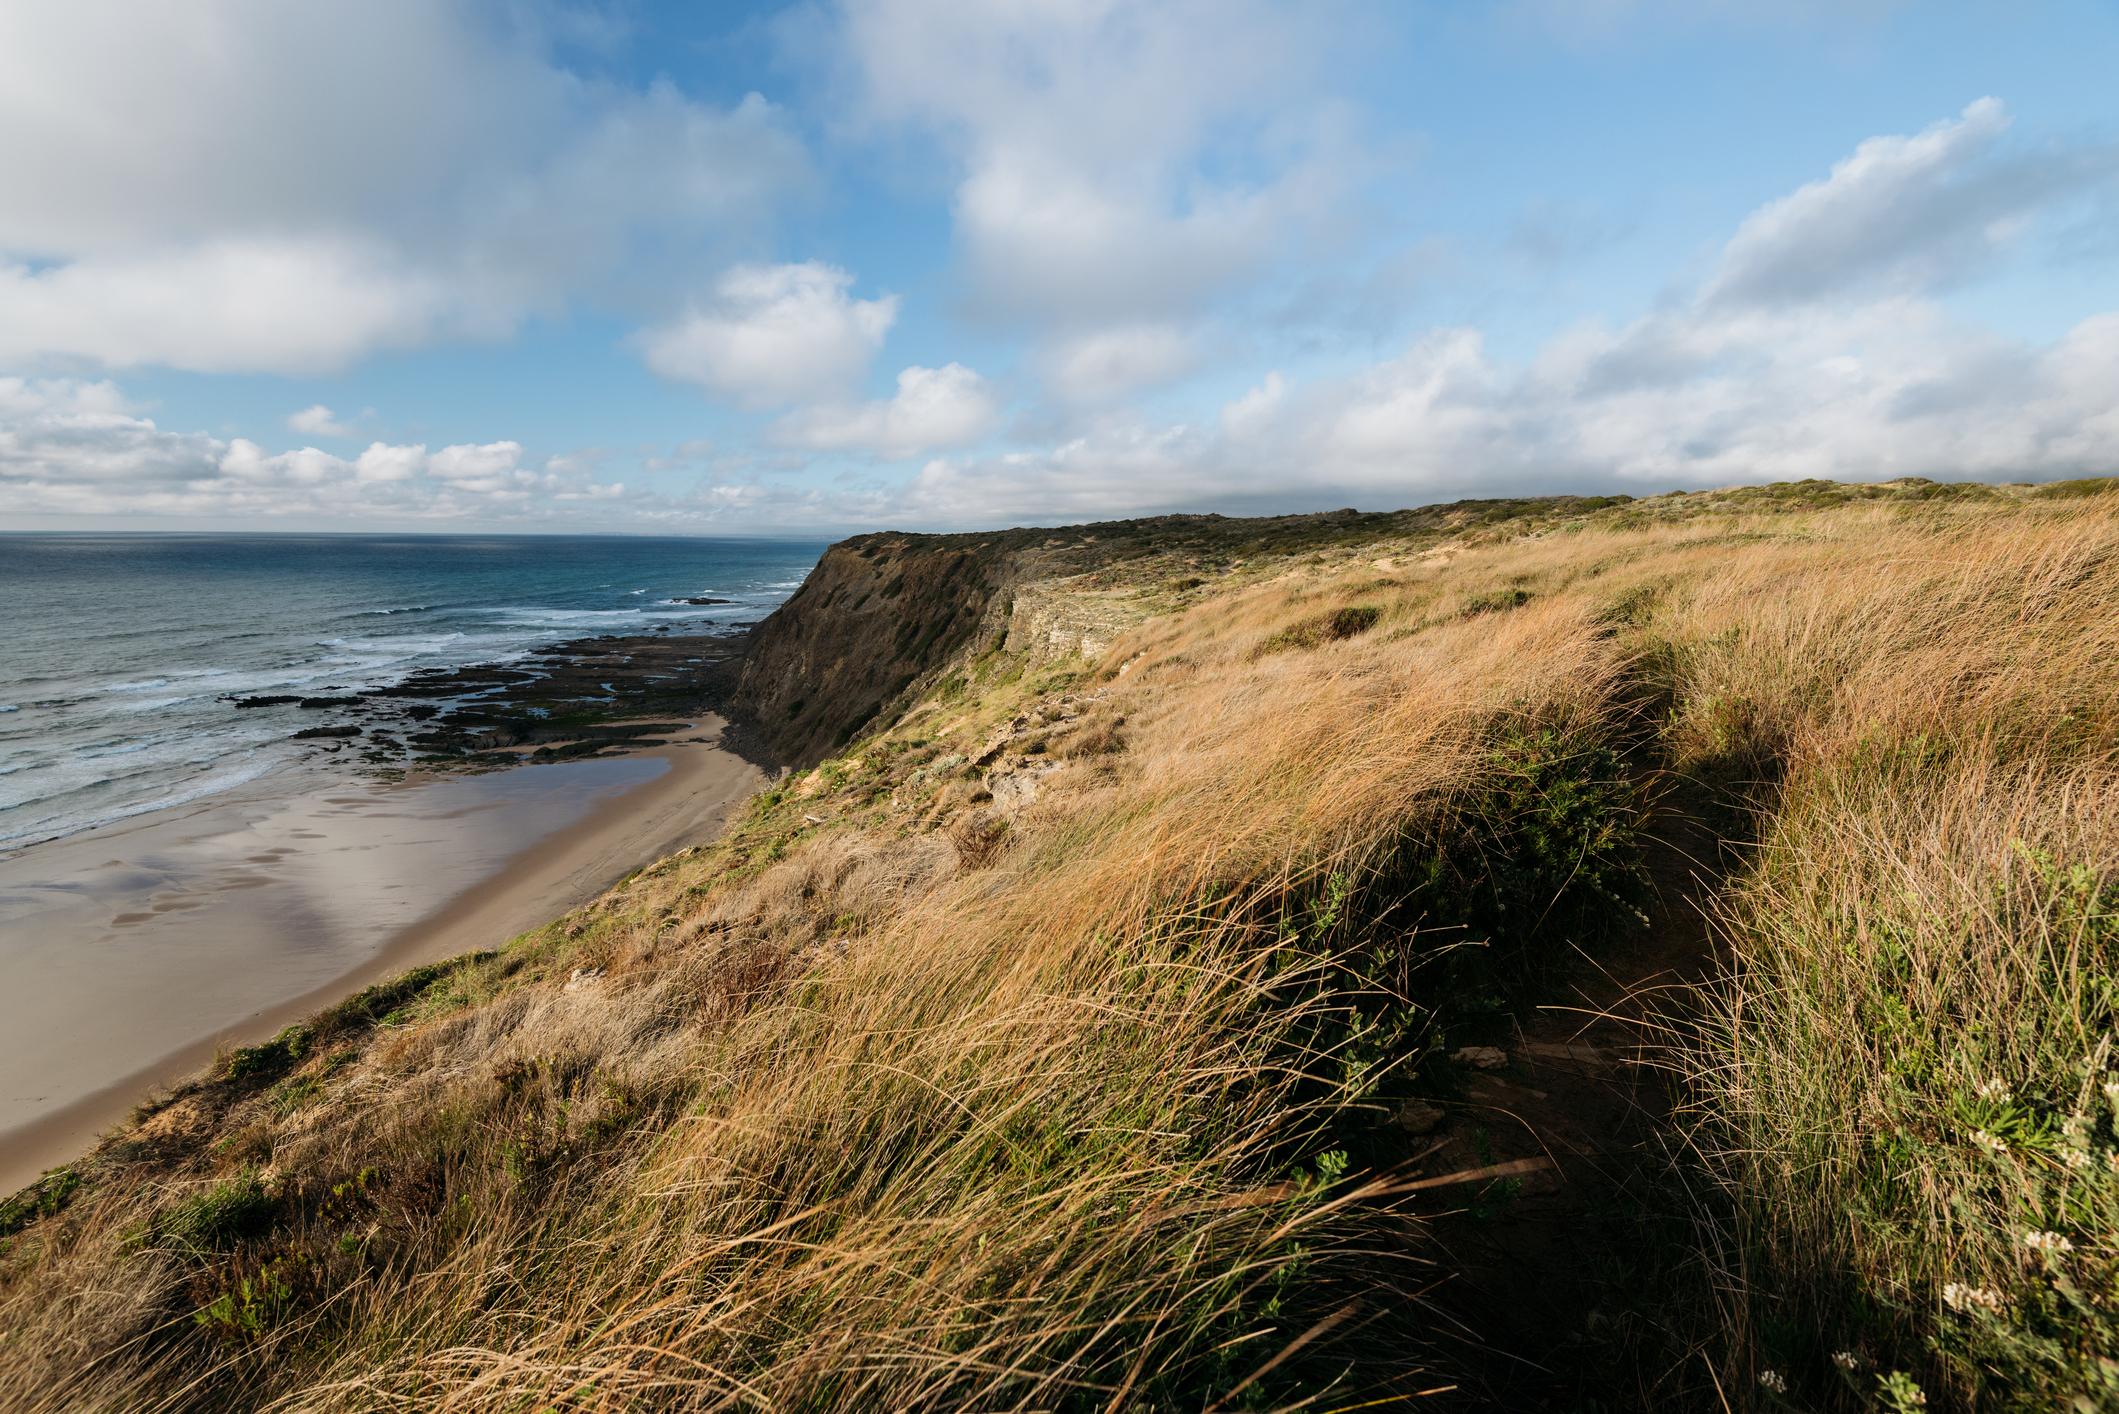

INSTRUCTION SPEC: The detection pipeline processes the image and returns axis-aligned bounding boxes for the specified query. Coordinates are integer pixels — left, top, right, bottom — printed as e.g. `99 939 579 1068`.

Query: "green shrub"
220 1025 309 1085
194 1256 300 1340
1256 604 1382 655
160 1171 277 1251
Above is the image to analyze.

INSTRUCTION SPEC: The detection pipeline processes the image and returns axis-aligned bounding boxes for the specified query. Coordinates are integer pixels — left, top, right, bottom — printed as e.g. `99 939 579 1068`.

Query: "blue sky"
2 0 2116 532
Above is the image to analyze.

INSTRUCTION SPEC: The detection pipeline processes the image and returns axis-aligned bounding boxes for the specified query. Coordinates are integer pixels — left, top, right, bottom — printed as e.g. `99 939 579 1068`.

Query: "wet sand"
0 720 764 1194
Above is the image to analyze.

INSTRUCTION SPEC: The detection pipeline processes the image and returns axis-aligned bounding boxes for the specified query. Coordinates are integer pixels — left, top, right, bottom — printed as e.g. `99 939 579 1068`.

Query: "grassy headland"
2 478 2114 1410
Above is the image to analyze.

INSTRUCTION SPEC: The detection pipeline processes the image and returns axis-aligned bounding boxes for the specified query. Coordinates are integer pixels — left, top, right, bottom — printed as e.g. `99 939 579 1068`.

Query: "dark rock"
1394 1100 1446 1135
675 596 735 605
292 725 362 740
230 694 301 709
297 695 361 709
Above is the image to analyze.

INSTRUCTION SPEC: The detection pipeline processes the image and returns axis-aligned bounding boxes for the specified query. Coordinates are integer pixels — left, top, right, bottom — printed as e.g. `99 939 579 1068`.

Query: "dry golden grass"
3 486 2115 1410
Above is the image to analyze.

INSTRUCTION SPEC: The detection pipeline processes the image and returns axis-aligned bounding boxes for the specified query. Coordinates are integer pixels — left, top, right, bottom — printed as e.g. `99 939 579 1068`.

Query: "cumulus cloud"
0 377 221 487
353 443 424 483
0 1 810 374
890 103 2119 526
898 302 2119 526
771 363 1000 458
287 404 352 438
0 378 624 523
823 0 1361 398
1706 99 2119 308
638 263 898 407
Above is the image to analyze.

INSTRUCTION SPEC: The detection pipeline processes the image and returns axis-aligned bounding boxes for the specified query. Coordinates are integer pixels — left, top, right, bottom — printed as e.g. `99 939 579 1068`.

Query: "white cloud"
0 377 221 487
881 99 2119 526
1040 325 1200 403
426 441 530 495
823 0 1362 398
1220 372 1287 438
0 378 624 523
287 404 352 438
1704 99 2119 308
895 297 2119 526
0 240 452 374
771 363 1000 458
638 262 898 407
0 1 810 374
354 442 424 483
905 420 1215 523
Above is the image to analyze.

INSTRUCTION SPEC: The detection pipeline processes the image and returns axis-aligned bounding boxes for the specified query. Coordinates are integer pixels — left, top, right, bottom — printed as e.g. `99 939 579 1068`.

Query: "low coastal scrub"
1 481 2114 1410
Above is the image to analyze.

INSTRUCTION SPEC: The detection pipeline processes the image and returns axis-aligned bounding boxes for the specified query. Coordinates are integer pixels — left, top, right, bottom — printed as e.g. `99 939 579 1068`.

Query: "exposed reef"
222 629 753 769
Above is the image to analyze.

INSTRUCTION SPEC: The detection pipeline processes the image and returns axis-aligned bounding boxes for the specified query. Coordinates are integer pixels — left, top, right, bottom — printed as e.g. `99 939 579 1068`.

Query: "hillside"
3 477 2116 1411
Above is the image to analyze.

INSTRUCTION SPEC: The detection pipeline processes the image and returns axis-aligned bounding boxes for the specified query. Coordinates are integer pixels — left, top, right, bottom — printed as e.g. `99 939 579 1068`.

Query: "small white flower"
1758 1368 1788 1393
1969 1128 2008 1155
2065 1147 2093 1170
2025 1229 2075 1254
1943 1281 2006 1313
2103 1077 2119 1105
1832 1350 1860 1371
1978 1076 2013 1101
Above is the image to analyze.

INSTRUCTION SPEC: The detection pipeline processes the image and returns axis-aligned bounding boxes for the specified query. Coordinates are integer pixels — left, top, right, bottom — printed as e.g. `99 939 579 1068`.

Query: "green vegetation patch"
0 1166 80 1240
158 1170 278 1251
1255 603 1383 656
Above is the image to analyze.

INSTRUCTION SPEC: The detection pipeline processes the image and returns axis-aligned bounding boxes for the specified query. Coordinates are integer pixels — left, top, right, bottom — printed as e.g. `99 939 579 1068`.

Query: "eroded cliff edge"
732 499 1641 768
735 512 1357 767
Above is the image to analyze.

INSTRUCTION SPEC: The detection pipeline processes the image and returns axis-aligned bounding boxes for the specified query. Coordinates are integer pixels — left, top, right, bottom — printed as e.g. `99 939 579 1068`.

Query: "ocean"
0 533 824 849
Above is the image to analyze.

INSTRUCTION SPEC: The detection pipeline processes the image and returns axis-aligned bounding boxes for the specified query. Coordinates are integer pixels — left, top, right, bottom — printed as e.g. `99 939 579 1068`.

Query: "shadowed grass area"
1 480 2114 1410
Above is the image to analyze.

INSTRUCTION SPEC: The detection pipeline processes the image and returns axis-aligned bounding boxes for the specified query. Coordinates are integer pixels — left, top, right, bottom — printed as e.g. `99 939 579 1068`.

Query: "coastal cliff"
732 534 1012 766
734 499 1636 766
8 479 2116 1413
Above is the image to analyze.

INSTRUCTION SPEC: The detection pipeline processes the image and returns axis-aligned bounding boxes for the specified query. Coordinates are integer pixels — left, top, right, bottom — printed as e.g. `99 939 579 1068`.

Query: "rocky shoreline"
222 628 755 770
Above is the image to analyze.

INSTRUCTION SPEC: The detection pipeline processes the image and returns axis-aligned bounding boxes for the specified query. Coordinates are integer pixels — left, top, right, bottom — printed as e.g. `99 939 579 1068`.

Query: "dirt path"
1414 808 1731 1408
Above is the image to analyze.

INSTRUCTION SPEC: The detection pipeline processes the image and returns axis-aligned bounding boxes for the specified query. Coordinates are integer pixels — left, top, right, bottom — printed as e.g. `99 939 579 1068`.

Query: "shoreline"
0 724 765 1196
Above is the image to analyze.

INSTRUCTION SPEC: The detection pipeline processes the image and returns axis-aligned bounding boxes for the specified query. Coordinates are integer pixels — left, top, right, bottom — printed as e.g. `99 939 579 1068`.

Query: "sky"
2 1 2116 534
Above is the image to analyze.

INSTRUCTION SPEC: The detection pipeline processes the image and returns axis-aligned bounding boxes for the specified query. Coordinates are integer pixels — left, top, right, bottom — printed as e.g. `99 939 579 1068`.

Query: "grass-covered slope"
2 479 2114 1411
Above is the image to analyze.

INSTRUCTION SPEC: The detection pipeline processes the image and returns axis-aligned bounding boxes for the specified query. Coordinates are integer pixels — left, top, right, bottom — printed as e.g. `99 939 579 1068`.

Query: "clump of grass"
1459 587 1531 617
1254 603 1381 655
158 1170 277 1251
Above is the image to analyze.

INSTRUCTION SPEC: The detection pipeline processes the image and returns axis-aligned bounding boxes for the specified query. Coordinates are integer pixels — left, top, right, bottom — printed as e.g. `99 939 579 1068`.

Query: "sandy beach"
0 720 764 1195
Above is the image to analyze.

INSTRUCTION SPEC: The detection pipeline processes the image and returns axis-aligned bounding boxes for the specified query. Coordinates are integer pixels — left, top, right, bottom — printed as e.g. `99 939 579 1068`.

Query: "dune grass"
2 484 2114 1410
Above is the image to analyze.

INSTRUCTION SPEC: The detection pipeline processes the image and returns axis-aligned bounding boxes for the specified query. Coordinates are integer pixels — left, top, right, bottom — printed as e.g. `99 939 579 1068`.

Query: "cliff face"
734 498 1645 767
733 534 1013 766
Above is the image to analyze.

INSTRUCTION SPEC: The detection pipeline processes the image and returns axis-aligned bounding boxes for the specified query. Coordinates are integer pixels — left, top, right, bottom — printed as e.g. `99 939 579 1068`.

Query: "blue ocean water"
0 534 824 849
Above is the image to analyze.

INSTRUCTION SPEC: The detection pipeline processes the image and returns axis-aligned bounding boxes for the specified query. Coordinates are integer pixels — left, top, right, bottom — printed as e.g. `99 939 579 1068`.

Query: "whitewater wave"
0 750 289 849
